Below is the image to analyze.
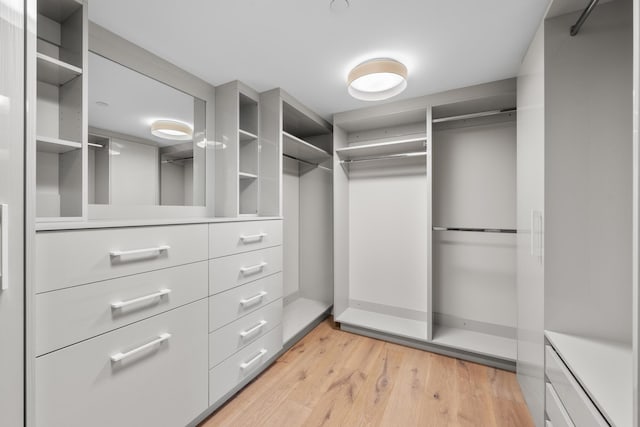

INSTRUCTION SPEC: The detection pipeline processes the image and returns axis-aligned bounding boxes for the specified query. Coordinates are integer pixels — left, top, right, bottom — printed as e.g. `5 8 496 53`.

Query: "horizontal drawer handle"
240 233 267 243
110 333 171 363
240 262 267 276
110 245 170 258
240 349 267 370
111 289 171 310
239 291 268 307
240 320 268 338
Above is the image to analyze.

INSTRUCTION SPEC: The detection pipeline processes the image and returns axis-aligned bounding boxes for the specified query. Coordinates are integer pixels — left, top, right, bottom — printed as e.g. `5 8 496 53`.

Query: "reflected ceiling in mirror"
88 52 198 147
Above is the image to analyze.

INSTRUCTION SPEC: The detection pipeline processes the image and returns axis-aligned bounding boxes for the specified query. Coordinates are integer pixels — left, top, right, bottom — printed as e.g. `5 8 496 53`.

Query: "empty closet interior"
334 106 430 341
430 94 517 362
263 90 334 344
545 1 633 425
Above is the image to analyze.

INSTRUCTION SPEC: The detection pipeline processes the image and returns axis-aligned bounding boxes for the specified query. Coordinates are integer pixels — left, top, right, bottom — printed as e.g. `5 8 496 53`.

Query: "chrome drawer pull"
0 204 7 291
110 245 170 258
111 289 171 310
240 262 267 276
240 233 267 243
110 333 171 363
240 320 268 338
239 291 267 307
240 349 267 370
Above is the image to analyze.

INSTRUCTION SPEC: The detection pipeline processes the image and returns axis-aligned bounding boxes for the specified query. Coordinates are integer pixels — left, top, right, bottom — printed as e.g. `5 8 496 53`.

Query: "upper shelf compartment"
282 131 330 165
336 136 427 163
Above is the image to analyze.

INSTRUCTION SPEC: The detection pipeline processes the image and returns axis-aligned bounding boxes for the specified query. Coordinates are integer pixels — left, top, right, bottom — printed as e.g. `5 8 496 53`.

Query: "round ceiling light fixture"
150 119 193 141
348 58 408 101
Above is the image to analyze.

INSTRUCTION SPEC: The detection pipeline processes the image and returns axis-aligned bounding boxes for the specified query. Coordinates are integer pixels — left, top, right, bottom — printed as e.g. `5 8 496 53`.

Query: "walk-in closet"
1 0 639 426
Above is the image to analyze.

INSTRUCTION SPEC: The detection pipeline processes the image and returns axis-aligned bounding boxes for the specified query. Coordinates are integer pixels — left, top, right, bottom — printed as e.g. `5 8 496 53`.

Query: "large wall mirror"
88 51 206 207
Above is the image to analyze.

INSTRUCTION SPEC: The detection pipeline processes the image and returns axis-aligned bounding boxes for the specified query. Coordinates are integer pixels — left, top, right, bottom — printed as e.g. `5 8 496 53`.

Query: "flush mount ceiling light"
348 58 408 101
150 120 193 141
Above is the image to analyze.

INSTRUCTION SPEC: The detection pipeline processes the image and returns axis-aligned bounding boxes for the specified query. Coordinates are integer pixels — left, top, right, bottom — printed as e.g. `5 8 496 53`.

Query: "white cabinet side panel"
349 167 428 313
517 20 545 427
283 157 300 298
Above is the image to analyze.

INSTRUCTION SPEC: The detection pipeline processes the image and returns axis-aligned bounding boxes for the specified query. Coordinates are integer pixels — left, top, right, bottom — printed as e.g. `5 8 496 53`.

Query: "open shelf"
431 325 516 361
336 307 428 341
545 330 632 427
283 298 332 344
38 0 83 22
238 172 258 180
282 131 331 165
336 136 427 162
36 135 82 154
36 52 82 86
239 129 258 143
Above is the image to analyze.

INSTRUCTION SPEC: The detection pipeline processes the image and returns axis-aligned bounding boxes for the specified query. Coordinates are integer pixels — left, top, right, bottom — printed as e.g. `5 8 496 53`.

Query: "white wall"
545 0 633 344
517 20 545 427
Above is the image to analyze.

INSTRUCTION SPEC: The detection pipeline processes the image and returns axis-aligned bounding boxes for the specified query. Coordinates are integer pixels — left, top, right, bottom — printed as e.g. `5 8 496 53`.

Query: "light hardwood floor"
201 319 534 427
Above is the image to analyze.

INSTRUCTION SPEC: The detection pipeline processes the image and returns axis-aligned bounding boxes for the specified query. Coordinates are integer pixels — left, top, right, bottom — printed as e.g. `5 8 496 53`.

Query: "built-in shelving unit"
545 331 632 427
260 89 333 347
35 0 86 220
238 92 259 216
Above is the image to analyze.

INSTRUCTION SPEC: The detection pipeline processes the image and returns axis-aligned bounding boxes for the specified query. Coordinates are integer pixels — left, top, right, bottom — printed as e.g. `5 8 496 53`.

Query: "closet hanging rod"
570 0 600 36
432 226 516 234
88 142 103 148
432 108 516 124
161 156 194 164
283 154 332 172
340 151 427 164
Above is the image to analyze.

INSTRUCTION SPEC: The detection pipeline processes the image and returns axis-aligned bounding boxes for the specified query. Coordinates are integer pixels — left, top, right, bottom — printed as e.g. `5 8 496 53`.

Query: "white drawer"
36 224 208 293
209 299 282 368
545 346 607 427
36 262 208 356
209 273 283 331
35 300 208 427
209 246 282 295
210 220 282 258
209 324 282 405
546 382 575 427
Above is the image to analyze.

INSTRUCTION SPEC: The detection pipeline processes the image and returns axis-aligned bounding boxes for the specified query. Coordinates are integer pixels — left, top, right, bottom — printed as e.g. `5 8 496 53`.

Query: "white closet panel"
349 169 428 313
283 157 300 299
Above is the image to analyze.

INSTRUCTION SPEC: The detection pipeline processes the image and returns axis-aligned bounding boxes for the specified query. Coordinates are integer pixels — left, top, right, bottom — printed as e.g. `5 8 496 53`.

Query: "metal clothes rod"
88 142 104 148
161 156 194 164
432 226 516 234
340 151 427 164
432 108 516 124
283 154 332 173
570 0 600 36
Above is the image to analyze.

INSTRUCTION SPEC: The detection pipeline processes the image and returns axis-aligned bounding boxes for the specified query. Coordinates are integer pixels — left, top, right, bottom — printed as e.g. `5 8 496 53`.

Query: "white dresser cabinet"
207 221 284 407
36 300 208 427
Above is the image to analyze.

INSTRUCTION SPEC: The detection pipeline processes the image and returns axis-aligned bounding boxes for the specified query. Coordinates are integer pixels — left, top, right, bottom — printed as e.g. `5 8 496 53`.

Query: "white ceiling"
88 52 195 146
89 0 555 120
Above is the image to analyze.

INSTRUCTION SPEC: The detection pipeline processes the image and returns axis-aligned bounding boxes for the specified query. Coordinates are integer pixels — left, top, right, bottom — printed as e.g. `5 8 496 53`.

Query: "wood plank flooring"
200 319 534 427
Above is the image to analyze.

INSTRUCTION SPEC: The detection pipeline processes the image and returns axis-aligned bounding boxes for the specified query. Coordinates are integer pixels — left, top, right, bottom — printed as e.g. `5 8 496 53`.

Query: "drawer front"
36 224 208 293
36 262 208 356
545 346 607 427
209 273 283 331
210 220 282 258
209 324 282 405
35 300 208 427
546 383 575 427
209 246 282 295
209 299 283 368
